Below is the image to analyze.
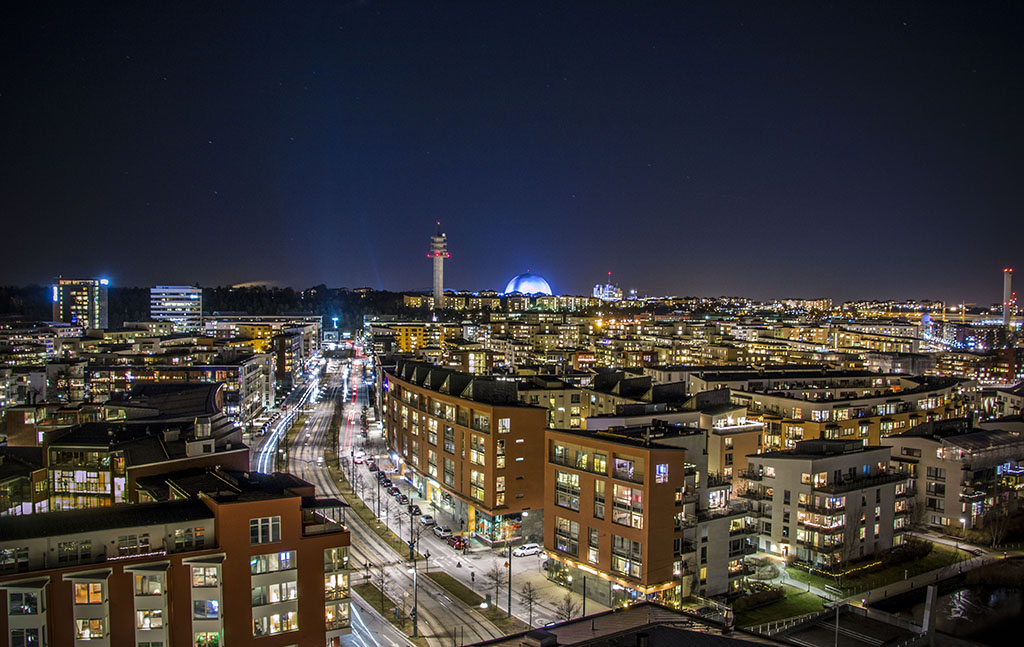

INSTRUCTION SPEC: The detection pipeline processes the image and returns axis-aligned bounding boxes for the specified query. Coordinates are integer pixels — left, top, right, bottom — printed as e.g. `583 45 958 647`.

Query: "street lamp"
507 544 513 618
408 561 419 637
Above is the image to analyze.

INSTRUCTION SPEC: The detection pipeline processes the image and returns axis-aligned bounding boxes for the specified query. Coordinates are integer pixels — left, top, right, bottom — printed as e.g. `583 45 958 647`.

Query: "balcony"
697 501 751 522
738 469 763 481
728 564 755 578
612 469 644 486
895 488 917 499
796 537 843 550
738 489 770 501
729 523 758 536
812 471 908 494
729 543 757 558
801 503 845 515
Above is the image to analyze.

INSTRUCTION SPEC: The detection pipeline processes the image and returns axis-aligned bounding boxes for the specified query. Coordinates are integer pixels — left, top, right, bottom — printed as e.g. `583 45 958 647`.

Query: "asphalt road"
283 356 507 647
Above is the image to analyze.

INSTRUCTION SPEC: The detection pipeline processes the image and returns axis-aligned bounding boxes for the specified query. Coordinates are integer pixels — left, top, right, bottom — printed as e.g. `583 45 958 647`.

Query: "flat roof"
0 499 213 541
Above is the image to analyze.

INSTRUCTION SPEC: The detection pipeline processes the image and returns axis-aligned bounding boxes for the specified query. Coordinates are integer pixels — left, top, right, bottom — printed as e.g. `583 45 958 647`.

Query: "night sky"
2 2 1022 303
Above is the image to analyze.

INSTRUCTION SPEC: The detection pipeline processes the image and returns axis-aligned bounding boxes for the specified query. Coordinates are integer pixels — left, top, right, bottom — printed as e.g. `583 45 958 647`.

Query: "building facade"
382 360 547 544
150 286 203 333
52 279 108 330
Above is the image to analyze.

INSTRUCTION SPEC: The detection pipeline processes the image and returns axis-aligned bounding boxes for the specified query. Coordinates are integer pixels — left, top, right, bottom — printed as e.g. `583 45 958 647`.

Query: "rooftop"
0 499 213 542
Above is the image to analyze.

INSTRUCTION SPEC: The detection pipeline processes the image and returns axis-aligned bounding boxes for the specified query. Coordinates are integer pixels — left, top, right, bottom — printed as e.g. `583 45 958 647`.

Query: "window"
0 547 29 572
496 440 506 468
593 452 607 474
194 631 220 646
175 527 205 551
612 484 643 529
655 464 668 484
472 411 490 433
613 457 637 482
594 480 606 519
135 574 163 596
428 450 438 478
470 470 486 502
554 517 579 556
325 572 349 600
724 437 734 449
8 592 38 615
611 535 642 579
10 629 39 647
74 582 103 604
443 426 455 454
137 609 164 629
252 581 298 606
554 470 580 511
250 516 281 544
325 546 348 572
117 533 150 556
76 618 105 639
326 601 350 630
193 600 219 619
470 434 486 466
250 551 296 575
588 528 600 564
443 457 456 486
253 611 298 636
192 566 219 587
58 540 91 565
498 418 511 433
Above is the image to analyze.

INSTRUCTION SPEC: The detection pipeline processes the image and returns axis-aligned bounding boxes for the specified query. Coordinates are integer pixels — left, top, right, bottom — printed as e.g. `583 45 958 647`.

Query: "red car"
446 535 466 550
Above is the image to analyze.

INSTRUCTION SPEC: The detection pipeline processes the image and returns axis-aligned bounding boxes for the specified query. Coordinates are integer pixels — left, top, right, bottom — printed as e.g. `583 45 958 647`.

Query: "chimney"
1004 268 1014 327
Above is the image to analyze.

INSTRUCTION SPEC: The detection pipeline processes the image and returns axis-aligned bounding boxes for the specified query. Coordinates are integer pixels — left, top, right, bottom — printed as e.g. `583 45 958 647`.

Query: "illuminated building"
52 278 109 330
544 421 756 606
741 440 910 571
1004 267 1014 328
150 286 203 333
428 222 450 309
0 469 350 647
504 272 553 296
887 418 1024 530
382 360 547 543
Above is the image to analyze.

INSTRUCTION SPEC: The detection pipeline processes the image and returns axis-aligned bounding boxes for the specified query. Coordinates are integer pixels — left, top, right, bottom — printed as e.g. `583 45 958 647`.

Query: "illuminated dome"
504 272 552 295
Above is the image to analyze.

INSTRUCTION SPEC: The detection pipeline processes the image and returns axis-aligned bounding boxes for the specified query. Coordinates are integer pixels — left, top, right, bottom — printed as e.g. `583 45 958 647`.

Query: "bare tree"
520 582 539 626
553 591 580 623
374 565 391 613
483 560 507 606
353 471 365 499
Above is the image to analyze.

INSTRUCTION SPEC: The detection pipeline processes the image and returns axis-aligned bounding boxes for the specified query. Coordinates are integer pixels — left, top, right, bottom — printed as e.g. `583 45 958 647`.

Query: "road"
334 353 596 627
280 355 509 647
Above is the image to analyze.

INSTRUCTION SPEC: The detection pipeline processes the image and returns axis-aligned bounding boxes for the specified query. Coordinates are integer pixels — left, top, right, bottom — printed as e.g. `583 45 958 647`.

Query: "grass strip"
353 582 428 647
735 585 825 628
424 572 530 634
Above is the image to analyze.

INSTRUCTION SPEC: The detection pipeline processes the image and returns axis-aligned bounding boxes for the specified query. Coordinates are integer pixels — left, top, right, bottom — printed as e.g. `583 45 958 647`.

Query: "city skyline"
2 3 1022 300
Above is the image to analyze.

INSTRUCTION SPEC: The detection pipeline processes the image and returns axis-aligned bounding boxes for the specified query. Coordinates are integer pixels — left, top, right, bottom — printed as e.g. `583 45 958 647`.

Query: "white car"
420 515 436 527
512 543 542 557
432 525 452 538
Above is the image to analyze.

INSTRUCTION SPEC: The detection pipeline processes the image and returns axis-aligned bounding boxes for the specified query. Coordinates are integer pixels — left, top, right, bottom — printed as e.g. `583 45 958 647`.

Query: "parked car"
368 463 379 472
446 535 466 550
353 455 364 464
433 525 452 538
512 543 542 557
387 486 401 497
420 515 436 526
396 494 409 505
408 504 421 516
380 478 392 488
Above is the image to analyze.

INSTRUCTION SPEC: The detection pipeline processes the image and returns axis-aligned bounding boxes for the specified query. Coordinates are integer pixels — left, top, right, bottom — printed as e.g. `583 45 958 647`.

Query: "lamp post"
408 560 419 637
507 544 513 618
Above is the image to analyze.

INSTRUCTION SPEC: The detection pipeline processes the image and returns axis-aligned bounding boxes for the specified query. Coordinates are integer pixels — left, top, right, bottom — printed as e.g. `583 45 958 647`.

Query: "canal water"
874 584 1022 646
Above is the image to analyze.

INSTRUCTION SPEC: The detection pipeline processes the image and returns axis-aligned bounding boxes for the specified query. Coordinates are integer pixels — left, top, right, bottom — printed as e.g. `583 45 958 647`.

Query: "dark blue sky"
2 2 1022 303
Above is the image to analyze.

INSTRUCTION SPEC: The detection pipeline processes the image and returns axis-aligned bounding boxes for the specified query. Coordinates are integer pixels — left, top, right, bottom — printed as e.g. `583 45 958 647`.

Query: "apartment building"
544 421 756 608
383 360 548 543
0 469 350 647
887 419 1024 529
52 278 108 331
742 440 911 571
150 286 203 333
707 372 973 449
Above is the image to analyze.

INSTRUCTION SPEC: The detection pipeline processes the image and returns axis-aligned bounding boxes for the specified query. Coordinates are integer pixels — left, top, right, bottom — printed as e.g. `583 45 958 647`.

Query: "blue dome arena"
504 272 553 295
